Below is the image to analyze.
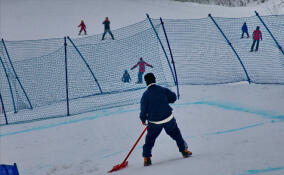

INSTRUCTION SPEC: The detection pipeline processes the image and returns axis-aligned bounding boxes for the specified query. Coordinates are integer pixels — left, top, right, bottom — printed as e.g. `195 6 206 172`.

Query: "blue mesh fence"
259 15 284 50
0 19 169 124
156 17 248 85
0 14 283 125
157 14 284 85
211 15 284 84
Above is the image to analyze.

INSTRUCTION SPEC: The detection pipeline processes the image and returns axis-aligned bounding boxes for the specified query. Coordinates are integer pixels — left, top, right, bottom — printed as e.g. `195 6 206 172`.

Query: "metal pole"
67 36 103 94
64 37 70 116
1 39 33 109
208 14 251 83
0 92 8 124
146 14 176 85
160 17 180 99
255 11 284 55
0 56 17 113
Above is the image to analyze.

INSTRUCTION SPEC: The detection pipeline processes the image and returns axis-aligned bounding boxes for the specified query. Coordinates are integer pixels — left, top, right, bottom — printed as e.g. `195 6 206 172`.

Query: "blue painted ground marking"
239 166 284 175
174 101 284 120
2 101 284 175
206 122 265 135
1 101 283 137
0 108 138 137
101 146 143 159
101 151 124 159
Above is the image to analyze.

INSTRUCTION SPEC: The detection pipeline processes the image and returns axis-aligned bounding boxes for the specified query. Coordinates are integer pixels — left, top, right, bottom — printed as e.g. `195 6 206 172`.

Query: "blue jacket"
242 23 248 32
140 84 177 123
103 20 110 30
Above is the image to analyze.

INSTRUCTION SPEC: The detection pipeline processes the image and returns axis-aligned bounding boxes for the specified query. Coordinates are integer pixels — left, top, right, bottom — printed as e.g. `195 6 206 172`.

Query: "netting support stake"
1 39 33 109
208 14 251 84
67 36 103 94
0 56 17 113
0 92 8 125
146 14 177 87
160 17 180 99
64 37 70 116
255 11 284 56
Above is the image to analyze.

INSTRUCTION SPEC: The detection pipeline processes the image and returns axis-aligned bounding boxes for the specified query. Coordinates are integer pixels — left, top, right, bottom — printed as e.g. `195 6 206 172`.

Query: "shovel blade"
108 161 128 173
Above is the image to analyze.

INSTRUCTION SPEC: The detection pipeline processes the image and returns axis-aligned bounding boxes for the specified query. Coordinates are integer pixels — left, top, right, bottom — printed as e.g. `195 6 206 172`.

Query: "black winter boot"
144 157 152 166
181 149 192 158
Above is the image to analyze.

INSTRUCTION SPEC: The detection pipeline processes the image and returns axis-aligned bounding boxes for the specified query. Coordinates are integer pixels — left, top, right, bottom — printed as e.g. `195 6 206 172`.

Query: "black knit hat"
144 73 156 86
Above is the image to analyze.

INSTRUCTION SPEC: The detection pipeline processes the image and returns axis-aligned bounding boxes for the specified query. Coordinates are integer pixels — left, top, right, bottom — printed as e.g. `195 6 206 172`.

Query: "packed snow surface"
0 0 284 175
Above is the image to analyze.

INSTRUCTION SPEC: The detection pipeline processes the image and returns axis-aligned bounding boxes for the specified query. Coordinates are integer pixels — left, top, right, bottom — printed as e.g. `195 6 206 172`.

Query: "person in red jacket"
131 57 153 84
78 20 87 35
250 26 262 52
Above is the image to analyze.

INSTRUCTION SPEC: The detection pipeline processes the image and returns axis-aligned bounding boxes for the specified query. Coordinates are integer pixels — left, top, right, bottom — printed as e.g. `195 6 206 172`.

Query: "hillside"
0 0 284 175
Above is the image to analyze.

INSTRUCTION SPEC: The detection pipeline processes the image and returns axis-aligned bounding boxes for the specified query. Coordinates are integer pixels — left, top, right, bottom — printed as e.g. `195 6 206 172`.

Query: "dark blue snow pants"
250 39 260 51
137 71 144 83
143 118 187 157
102 29 114 40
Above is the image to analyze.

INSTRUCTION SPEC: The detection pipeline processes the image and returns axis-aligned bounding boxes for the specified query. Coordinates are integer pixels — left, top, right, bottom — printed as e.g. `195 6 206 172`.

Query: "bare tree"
267 0 284 15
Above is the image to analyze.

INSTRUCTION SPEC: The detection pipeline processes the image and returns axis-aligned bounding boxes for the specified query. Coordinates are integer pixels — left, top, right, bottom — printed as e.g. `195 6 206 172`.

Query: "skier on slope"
140 73 192 166
250 26 262 52
122 70 131 83
78 20 87 35
102 17 115 40
131 57 153 84
241 22 249 38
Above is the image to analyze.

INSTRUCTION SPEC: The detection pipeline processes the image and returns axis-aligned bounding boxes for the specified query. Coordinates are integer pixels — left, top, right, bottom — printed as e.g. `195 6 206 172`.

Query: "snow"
1 84 284 175
1 0 284 175
1 0 284 41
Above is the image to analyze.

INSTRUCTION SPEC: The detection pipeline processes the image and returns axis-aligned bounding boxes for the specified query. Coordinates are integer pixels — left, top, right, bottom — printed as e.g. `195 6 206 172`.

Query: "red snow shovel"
108 126 148 173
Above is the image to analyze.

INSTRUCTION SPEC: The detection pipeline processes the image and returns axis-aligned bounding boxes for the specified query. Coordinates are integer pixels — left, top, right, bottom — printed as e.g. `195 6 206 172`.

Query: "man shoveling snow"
140 73 192 166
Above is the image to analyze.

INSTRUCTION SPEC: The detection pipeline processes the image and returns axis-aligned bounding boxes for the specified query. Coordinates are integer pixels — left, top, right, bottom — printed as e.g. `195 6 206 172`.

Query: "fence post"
1 39 33 109
0 92 8 125
64 37 70 116
208 14 251 83
255 11 284 55
67 36 103 94
159 17 180 99
0 56 17 113
146 14 176 86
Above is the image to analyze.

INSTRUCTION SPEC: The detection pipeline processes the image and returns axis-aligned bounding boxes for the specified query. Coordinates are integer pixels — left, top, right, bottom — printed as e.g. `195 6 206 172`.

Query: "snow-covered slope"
0 0 284 175
1 84 284 175
0 0 283 41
